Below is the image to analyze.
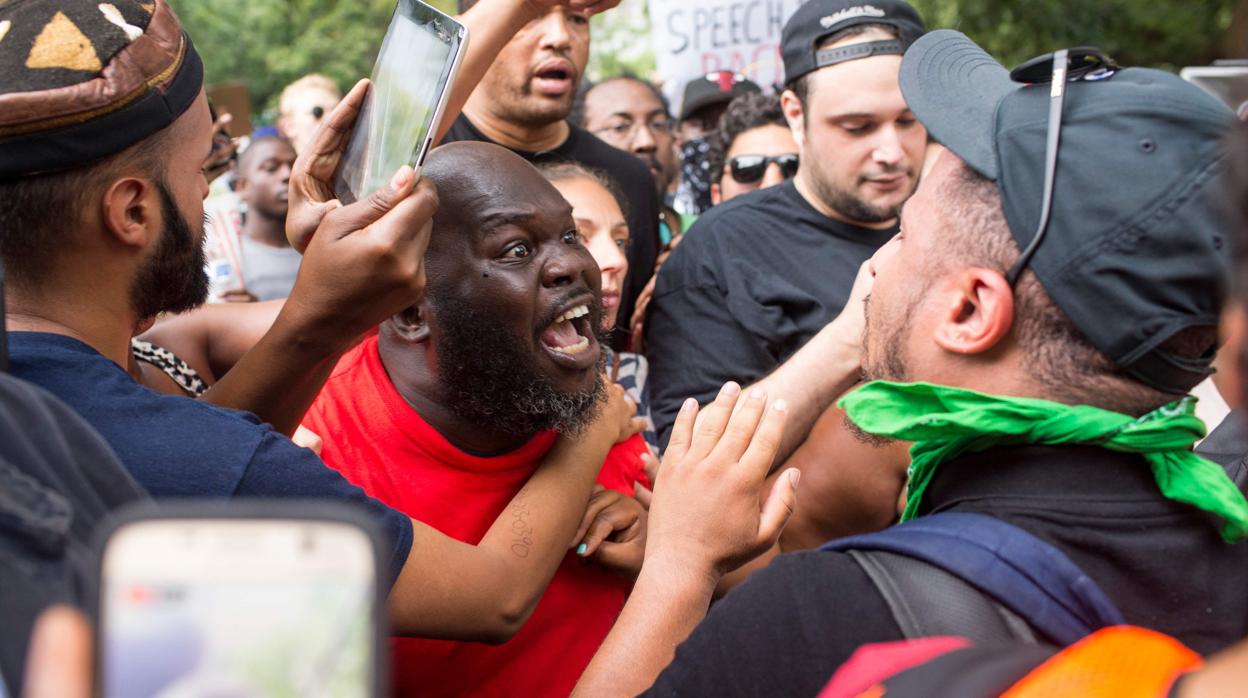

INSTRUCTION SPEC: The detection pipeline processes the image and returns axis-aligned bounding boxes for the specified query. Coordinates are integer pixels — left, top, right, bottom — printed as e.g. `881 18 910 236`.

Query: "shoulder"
568 126 652 180
646 550 901 697
439 113 482 144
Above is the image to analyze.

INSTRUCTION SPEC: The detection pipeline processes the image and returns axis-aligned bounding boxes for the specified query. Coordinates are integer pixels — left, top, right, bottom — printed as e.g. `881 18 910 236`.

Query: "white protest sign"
648 0 808 110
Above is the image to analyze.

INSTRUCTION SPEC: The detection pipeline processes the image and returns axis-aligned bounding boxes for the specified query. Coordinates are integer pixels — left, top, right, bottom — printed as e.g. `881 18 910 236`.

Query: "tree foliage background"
175 0 1243 122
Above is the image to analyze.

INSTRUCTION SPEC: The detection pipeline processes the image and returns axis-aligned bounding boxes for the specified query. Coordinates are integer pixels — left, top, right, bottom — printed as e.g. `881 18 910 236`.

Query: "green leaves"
174 0 456 121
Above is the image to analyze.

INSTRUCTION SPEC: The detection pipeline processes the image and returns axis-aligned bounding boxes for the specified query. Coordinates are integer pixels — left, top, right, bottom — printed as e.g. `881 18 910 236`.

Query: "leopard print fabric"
130 338 208 397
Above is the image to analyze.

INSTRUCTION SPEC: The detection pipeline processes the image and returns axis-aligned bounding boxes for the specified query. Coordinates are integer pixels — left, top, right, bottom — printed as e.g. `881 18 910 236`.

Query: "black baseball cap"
781 0 925 86
901 30 1234 394
680 72 761 122
0 0 203 179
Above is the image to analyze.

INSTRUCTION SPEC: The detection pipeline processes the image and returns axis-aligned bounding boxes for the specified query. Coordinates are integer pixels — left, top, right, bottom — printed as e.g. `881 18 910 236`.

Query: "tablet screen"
334 0 466 203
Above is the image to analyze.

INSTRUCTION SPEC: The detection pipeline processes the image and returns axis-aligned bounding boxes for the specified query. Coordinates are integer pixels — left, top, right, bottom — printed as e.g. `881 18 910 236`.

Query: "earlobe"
391 304 432 344
710 183 722 206
100 177 157 249
932 269 1014 355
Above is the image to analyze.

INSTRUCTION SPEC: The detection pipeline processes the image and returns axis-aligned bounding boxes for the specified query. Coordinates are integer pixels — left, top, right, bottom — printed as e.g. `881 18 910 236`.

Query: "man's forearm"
749 317 861 464
199 309 348 435
436 0 541 143
388 418 615 640
573 559 716 697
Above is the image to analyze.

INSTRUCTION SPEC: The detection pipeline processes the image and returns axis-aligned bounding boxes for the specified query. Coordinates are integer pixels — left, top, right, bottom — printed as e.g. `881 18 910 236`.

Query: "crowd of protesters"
3 0 1248 695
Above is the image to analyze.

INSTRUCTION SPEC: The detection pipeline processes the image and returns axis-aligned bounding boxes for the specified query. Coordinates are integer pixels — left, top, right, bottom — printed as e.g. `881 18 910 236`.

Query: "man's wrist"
638 550 720 601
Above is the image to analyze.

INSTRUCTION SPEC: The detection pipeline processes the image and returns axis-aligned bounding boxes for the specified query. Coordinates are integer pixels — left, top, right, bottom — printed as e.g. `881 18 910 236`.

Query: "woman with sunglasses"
708 92 800 205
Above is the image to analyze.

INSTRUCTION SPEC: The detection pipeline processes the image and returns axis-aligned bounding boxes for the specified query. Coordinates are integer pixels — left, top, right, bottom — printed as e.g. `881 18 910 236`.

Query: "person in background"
441 0 660 345
669 72 761 217
707 92 799 205
578 75 682 245
275 73 341 155
541 162 659 451
235 136 299 300
203 136 300 302
645 0 928 447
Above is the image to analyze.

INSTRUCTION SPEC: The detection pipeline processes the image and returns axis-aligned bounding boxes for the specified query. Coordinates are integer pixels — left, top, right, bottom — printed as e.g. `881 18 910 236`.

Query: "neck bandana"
838 381 1248 543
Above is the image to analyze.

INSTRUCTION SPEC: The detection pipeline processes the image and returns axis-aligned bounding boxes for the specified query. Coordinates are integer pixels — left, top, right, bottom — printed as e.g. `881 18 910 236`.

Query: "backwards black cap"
0 0 204 179
901 30 1233 395
781 0 925 86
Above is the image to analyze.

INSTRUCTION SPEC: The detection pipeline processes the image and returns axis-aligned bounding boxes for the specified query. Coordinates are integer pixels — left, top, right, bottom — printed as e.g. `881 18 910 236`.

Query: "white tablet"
334 0 468 203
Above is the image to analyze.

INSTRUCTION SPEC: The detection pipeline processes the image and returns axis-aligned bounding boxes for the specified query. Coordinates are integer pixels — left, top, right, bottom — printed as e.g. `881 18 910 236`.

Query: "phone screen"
100 518 378 698
333 0 467 203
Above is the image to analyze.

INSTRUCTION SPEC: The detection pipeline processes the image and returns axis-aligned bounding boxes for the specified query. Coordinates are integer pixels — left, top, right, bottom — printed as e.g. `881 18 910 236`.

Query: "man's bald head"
420 142 573 278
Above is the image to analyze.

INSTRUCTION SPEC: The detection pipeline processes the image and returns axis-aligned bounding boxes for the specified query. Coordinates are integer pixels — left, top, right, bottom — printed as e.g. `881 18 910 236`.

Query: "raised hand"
644 383 799 580
281 165 438 348
573 485 647 578
285 79 370 253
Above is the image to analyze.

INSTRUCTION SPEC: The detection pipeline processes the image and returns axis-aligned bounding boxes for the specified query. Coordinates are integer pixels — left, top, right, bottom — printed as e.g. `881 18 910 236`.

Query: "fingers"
325 169 435 241
708 386 769 464
755 468 800 550
633 481 652 509
738 399 788 483
663 397 700 463
579 513 619 557
572 486 610 545
579 500 642 557
23 606 92 698
687 382 742 462
640 450 660 485
619 417 646 443
305 79 370 169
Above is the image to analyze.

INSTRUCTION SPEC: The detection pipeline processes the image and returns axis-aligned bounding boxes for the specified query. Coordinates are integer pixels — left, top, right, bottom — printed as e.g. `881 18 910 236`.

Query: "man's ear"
390 302 432 344
100 177 159 250
710 182 722 206
780 89 806 150
932 268 1014 356
1217 303 1246 410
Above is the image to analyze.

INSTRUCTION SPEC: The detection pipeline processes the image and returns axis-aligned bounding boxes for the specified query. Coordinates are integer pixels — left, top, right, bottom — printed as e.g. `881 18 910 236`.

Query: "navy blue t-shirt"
7 332 413 587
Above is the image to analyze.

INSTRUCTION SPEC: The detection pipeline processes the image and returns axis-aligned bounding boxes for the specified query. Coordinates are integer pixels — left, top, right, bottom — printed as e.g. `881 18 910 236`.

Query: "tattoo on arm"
509 487 534 558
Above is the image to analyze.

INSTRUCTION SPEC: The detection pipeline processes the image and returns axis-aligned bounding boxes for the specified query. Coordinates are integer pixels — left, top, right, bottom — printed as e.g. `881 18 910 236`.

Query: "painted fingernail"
576 543 588 556
774 399 788 413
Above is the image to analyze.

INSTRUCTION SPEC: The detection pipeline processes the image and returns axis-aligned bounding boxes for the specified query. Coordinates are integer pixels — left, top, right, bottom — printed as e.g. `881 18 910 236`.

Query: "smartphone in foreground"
97 503 385 698
333 0 468 204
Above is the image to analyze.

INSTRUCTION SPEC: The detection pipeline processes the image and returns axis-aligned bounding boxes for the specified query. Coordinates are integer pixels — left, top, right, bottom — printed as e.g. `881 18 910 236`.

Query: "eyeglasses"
1004 47 1119 287
728 154 800 184
594 117 675 143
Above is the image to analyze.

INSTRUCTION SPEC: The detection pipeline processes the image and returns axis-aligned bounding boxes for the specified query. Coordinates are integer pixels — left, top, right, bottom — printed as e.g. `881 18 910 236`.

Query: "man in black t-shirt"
645 0 928 446
442 0 660 340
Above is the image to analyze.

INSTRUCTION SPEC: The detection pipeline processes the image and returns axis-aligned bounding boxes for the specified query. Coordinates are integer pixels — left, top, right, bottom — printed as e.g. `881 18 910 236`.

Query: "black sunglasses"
1004 47 1119 287
728 154 800 184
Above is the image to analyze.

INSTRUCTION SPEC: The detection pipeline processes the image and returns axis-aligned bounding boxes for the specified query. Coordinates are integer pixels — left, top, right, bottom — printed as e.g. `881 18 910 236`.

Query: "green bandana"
838 381 1248 544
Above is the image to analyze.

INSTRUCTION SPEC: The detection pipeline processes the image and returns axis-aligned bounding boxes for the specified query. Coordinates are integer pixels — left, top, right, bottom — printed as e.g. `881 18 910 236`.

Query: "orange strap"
1003 626 1202 698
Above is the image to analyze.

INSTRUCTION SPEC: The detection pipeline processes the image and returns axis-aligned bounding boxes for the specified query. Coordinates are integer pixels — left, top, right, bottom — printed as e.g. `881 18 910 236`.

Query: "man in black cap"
0 0 641 650
570 30 1248 698
644 0 928 448
675 71 761 144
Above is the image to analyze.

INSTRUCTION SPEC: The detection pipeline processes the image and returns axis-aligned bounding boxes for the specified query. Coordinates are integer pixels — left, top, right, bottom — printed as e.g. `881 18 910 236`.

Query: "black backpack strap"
848 549 1038 643
823 512 1124 645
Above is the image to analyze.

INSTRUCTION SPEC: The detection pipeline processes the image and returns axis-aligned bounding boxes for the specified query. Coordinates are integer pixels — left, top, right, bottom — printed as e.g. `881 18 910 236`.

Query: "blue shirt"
8 332 413 587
